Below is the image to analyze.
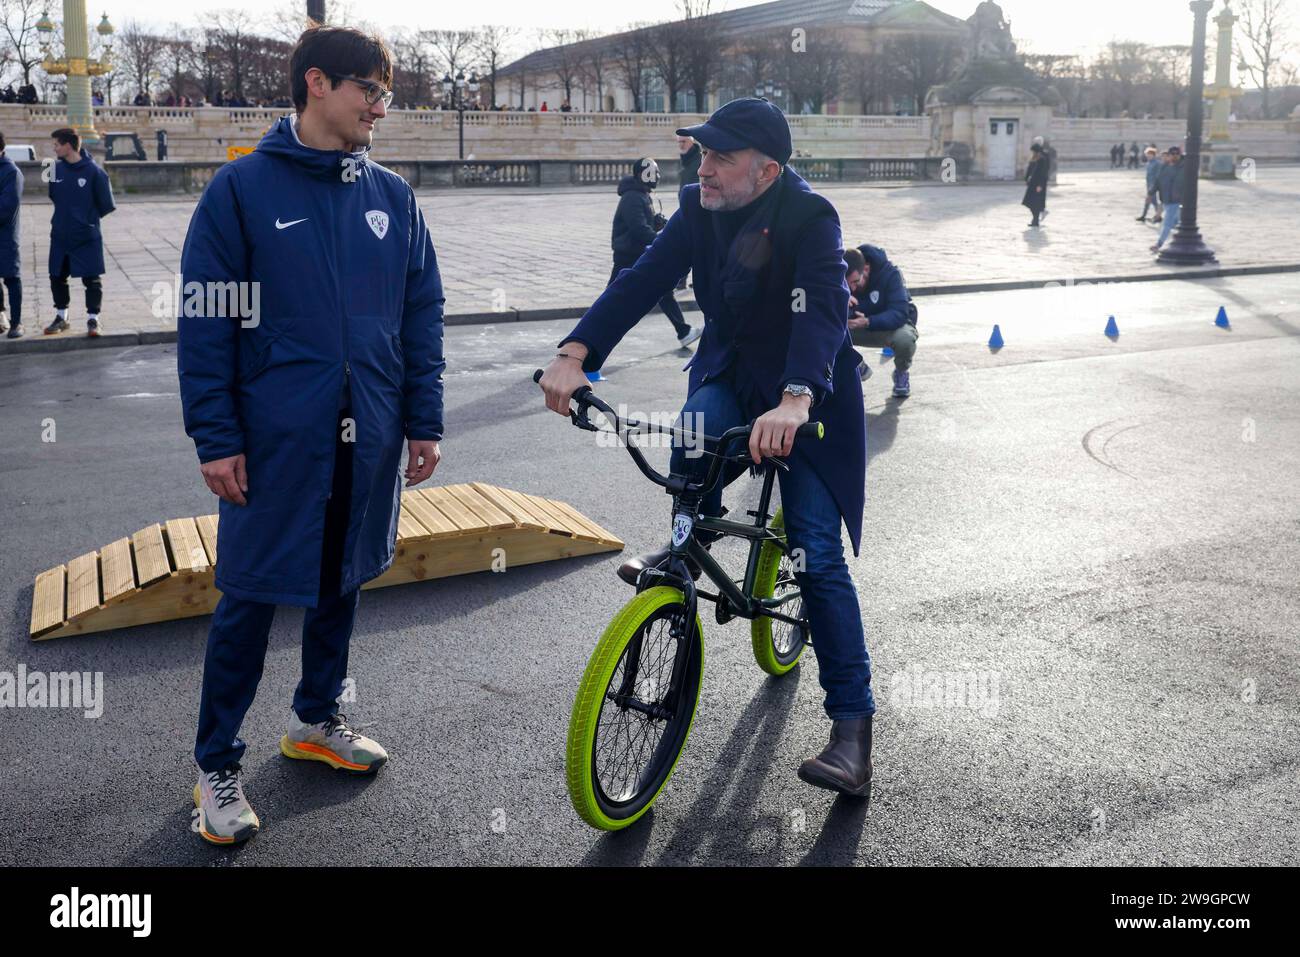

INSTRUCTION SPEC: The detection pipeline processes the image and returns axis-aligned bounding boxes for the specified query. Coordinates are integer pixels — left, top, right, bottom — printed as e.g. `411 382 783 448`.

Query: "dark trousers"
50 256 103 313
0 276 21 324
193 410 358 773
610 259 690 337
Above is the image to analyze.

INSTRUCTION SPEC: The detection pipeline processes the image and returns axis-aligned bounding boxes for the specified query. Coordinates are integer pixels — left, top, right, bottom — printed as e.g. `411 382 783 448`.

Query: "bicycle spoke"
592 613 686 804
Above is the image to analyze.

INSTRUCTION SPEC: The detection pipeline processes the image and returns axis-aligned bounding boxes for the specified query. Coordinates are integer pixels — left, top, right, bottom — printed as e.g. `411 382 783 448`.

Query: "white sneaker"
677 326 702 347
193 764 260 845
280 712 388 774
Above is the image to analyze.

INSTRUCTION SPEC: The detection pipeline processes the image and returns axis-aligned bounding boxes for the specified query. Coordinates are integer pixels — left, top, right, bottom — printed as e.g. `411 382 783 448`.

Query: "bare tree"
203 8 263 100
473 24 517 108
422 28 478 95
578 34 613 111
388 28 431 108
158 28 198 104
1235 0 1292 118
648 17 690 111
545 28 584 108
117 20 167 101
782 27 846 113
0 0 46 86
1152 44 1191 118
728 29 784 100
679 0 723 112
612 24 653 112
885 33 961 115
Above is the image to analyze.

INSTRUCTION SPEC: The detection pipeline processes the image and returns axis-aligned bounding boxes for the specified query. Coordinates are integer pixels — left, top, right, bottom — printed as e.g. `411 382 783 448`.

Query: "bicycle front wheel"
566 586 704 831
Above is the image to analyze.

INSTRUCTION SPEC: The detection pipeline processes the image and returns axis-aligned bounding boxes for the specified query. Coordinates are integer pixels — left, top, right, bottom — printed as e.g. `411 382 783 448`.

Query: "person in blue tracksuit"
177 25 446 845
0 134 23 338
539 97 877 798
43 128 114 337
845 244 918 397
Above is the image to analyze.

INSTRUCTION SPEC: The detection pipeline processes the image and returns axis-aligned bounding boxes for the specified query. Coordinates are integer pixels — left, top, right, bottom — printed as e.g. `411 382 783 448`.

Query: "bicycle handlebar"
532 368 824 495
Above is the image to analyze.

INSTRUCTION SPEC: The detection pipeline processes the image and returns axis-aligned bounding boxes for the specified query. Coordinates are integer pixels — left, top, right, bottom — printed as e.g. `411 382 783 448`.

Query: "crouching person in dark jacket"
846 244 917 398
610 158 699 352
178 25 445 846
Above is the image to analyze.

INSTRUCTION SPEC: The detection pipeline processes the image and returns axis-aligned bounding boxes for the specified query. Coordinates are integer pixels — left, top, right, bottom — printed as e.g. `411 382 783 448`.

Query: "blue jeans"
669 379 876 719
1156 202 1181 247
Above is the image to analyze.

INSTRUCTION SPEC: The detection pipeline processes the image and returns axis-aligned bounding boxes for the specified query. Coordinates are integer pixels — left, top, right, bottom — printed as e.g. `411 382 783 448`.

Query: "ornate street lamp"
1159 0 1218 265
36 4 115 147
443 69 480 160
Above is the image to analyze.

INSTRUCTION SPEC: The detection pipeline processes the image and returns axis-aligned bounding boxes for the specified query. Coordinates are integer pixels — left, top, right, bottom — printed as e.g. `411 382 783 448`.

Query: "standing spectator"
1136 146 1163 222
1022 142 1049 227
675 134 700 291
607 157 699 352
43 128 115 337
1151 146 1185 252
540 100 548 111
1128 141 1140 169
0 133 23 338
178 25 445 846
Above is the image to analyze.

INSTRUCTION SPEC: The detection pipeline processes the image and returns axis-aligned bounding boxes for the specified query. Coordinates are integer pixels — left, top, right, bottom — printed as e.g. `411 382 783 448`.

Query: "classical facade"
497 0 970 115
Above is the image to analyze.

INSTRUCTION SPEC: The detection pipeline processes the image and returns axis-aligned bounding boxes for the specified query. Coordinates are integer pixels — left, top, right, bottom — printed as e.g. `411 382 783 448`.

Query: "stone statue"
969 0 1018 62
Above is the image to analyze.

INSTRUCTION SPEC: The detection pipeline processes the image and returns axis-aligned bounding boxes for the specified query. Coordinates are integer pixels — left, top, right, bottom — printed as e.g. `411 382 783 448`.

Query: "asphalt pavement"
0 272 1296 865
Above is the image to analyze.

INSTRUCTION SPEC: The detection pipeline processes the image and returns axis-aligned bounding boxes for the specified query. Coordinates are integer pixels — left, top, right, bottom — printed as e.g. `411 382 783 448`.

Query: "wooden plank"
444 484 516 530
470 483 546 531
132 523 172 586
522 494 600 541
420 487 483 533
397 505 431 542
481 485 555 530
166 517 210 573
196 514 219 567
99 537 138 603
30 565 66 637
66 551 102 620
38 571 220 640
545 498 623 547
402 490 462 537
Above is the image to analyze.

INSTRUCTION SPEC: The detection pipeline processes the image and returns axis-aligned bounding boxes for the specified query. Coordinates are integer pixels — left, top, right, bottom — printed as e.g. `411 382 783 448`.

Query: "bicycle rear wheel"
750 507 809 676
566 586 704 831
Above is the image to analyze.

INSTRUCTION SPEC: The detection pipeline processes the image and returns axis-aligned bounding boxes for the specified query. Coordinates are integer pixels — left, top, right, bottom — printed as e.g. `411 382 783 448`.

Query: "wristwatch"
783 383 814 400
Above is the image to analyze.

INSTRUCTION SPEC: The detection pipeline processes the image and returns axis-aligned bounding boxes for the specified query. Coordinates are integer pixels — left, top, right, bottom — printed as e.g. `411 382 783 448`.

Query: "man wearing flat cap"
538 97 876 797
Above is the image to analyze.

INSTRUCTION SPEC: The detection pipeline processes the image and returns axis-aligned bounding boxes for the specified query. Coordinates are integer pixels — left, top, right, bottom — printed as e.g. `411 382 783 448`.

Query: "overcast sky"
109 0 1294 68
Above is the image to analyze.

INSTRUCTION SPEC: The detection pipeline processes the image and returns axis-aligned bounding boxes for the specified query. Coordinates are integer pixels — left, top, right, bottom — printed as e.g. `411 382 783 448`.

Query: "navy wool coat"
48 148 115 277
563 166 866 555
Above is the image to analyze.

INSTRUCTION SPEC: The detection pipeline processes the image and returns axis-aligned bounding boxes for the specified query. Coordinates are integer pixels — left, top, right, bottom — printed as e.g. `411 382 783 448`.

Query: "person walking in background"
1023 142 1049 227
1136 146 1163 223
0 133 23 338
1128 141 1140 169
43 127 114 338
675 134 700 291
1151 146 1185 253
608 157 699 351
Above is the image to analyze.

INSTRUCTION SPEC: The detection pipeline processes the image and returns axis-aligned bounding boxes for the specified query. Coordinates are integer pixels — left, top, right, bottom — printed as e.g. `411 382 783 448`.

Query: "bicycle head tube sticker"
672 514 694 548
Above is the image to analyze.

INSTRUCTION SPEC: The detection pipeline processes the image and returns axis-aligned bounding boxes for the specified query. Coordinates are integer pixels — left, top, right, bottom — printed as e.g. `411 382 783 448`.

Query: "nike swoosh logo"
275 218 307 230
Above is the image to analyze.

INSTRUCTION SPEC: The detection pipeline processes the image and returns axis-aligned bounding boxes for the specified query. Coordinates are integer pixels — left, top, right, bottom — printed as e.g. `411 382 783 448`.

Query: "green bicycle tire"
750 507 809 676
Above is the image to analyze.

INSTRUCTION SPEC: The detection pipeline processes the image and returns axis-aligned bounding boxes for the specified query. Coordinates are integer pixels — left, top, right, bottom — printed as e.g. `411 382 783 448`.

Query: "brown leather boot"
797 717 873 797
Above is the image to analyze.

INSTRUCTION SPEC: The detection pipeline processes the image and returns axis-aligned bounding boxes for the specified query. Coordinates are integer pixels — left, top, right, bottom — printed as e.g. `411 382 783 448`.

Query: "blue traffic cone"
988 324 1004 350
881 346 894 358
1104 315 1119 339
586 370 607 383
1214 306 1230 329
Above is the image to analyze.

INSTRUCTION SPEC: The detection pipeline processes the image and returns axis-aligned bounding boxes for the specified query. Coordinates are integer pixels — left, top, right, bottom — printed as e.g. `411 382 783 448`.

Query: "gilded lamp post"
1201 1 1242 178
36 5 116 148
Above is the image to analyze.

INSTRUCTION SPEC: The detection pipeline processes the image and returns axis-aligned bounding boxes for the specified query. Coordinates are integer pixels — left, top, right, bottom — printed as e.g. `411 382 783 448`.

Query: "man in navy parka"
43 127 114 337
538 98 878 799
177 26 446 845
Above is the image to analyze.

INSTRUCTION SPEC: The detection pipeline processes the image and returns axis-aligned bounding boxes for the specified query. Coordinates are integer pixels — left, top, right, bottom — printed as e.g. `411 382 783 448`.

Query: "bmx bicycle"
533 370 824 830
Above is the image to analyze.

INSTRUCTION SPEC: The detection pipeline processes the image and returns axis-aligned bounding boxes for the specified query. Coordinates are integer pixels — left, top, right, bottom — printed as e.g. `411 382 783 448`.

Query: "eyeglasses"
332 74 393 108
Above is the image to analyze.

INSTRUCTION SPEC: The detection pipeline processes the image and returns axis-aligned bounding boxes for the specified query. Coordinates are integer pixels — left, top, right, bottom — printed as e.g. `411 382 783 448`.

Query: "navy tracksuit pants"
194 409 359 773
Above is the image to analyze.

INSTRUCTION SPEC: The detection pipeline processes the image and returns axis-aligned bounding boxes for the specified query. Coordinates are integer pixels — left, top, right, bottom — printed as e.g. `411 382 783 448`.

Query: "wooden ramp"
29 483 622 641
